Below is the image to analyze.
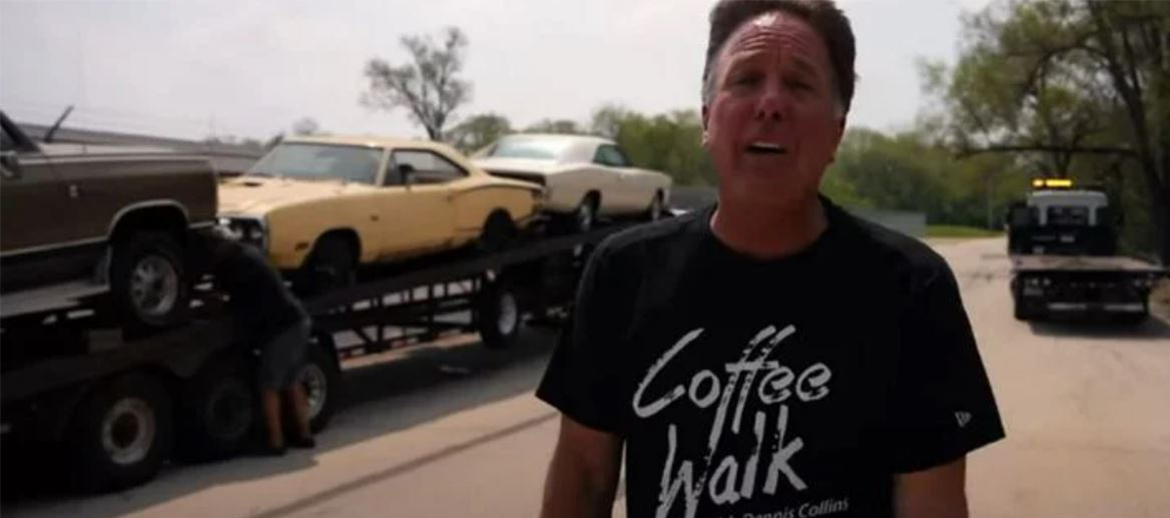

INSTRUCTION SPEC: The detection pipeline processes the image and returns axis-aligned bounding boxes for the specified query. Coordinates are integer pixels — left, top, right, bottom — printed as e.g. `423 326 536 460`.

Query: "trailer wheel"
297 337 341 432
477 279 522 350
1112 307 1149 326
68 373 174 493
1013 300 1031 321
179 355 256 461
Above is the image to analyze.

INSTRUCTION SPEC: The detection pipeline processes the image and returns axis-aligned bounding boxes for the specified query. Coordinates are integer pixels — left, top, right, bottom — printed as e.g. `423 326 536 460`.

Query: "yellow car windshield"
249 143 381 184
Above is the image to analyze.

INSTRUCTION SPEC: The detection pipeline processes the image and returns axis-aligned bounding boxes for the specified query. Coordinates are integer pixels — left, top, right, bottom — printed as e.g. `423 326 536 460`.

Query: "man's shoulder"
593 209 705 264
833 207 954 287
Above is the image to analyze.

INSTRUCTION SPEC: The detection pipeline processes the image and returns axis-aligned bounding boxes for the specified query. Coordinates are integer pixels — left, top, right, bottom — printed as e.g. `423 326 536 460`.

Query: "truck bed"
1011 254 1164 274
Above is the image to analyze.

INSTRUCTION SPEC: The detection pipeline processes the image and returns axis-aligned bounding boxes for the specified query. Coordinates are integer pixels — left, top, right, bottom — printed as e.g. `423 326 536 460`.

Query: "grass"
926 225 1004 238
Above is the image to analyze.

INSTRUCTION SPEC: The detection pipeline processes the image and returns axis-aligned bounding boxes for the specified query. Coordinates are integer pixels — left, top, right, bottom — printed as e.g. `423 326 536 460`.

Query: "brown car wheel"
110 231 190 333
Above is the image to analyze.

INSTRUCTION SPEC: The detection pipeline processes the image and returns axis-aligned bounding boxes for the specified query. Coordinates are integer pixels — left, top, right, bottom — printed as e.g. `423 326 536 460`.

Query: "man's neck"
709 196 828 260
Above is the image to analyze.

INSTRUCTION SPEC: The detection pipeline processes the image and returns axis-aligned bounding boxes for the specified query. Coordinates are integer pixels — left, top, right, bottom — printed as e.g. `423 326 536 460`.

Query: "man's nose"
755 81 787 122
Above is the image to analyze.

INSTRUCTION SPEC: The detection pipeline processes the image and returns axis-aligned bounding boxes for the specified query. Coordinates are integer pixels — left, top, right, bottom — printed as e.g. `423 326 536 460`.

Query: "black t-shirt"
537 199 1004 518
211 239 308 344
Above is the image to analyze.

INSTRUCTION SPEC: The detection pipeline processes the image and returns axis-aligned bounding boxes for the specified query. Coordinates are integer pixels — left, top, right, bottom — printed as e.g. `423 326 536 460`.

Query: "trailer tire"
1013 300 1030 321
476 279 523 350
1112 308 1149 326
179 355 256 461
297 338 341 433
68 373 174 493
1014 299 1045 321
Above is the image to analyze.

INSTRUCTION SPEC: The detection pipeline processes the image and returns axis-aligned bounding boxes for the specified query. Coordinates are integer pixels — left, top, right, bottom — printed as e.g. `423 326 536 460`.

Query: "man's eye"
733 74 762 86
786 79 812 91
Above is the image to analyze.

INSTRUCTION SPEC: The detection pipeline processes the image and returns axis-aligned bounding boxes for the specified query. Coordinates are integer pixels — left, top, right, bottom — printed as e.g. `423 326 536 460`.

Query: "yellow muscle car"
217 135 542 292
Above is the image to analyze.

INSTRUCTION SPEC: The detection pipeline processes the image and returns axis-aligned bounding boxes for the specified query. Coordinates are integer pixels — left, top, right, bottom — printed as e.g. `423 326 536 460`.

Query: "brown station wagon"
0 111 218 330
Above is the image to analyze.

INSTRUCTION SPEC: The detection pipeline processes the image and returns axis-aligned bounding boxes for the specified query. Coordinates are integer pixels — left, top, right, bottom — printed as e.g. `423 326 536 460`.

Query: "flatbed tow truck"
0 221 631 492
1007 179 1165 323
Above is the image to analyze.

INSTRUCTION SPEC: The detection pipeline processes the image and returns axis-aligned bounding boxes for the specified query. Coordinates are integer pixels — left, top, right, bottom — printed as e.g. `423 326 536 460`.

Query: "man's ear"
701 105 711 148
829 114 846 163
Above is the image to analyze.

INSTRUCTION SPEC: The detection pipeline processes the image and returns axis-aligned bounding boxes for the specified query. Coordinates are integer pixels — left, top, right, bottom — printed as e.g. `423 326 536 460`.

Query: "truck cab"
1006 179 1116 256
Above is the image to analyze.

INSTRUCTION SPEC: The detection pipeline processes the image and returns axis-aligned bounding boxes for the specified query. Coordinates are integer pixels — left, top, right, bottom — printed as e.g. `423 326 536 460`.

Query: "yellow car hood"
218 176 378 215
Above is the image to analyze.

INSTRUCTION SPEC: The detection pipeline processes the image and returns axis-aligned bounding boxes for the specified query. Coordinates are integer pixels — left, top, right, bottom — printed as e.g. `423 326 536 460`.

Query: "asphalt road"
3 237 1168 518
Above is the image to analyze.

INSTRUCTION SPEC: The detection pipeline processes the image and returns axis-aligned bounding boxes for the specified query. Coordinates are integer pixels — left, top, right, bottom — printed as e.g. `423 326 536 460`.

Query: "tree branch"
956 144 1138 159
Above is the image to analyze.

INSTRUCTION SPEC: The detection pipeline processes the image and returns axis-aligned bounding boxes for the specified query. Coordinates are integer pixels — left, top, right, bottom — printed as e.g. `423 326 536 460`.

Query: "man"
536 1 1004 517
203 228 316 455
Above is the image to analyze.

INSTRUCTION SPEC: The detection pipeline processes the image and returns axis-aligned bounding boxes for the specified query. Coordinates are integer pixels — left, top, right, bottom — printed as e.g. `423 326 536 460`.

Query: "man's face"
703 12 845 208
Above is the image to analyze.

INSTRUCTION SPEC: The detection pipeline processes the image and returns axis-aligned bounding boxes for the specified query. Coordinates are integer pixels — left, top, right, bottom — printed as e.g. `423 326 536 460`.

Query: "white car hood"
472 157 561 176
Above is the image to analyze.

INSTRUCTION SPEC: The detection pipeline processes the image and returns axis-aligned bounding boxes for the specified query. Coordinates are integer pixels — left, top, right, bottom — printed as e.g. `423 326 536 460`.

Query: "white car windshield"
488 137 573 160
249 143 382 184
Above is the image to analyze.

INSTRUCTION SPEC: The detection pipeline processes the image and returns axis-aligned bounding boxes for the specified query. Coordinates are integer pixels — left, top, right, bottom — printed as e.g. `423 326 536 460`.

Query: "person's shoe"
261 443 287 457
289 436 316 450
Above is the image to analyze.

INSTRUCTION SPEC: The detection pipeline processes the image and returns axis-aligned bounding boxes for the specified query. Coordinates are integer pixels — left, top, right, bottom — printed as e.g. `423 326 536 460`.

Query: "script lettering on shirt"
631 325 833 518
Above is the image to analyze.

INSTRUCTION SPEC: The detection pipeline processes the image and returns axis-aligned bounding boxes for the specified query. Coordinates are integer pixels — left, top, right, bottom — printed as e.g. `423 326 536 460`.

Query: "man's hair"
701 0 856 115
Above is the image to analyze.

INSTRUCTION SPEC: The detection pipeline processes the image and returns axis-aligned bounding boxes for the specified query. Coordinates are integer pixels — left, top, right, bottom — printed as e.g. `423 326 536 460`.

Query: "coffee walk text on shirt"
537 200 1005 518
637 325 828 513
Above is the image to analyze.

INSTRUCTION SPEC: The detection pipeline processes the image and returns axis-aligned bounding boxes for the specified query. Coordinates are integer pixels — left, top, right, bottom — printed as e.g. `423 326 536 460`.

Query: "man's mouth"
745 141 787 155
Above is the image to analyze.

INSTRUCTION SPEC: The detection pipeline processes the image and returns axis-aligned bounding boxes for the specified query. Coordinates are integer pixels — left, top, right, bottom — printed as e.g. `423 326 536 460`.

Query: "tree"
292 117 322 136
589 104 631 139
611 109 715 187
361 27 472 141
924 0 1169 261
524 119 585 135
822 127 1026 229
447 113 512 153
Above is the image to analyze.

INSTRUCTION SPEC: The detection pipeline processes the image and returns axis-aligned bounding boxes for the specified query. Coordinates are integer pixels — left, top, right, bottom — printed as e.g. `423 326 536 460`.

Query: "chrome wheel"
129 255 180 319
649 195 663 221
101 397 156 466
299 363 328 420
575 200 596 232
497 291 519 336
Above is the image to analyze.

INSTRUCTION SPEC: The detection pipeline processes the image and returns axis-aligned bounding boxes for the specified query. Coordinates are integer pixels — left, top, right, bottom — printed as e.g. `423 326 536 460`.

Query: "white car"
472 134 672 231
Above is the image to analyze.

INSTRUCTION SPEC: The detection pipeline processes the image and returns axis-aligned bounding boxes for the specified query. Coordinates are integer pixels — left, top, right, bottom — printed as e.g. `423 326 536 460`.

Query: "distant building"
17 122 264 175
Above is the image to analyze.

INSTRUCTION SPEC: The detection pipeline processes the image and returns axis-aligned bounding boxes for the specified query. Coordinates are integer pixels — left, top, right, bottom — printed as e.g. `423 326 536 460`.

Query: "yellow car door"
374 149 459 259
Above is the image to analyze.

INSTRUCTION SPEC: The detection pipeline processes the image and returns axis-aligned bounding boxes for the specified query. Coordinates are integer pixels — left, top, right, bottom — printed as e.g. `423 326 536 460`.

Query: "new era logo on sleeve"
955 411 972 428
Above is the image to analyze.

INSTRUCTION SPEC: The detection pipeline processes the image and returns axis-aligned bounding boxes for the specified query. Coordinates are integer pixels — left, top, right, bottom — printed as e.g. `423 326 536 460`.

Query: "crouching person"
201 228 316 455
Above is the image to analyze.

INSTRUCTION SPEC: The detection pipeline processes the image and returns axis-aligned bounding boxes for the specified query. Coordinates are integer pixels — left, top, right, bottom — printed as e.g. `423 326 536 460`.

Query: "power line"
1 98 282 140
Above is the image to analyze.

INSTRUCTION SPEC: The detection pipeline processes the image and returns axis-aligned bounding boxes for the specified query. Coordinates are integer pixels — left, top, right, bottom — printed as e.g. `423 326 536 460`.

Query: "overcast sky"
0 0 990 142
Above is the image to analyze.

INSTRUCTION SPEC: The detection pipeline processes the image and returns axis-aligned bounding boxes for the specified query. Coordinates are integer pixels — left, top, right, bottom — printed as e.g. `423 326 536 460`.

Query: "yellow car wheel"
296 235 356 296
477 211 517 253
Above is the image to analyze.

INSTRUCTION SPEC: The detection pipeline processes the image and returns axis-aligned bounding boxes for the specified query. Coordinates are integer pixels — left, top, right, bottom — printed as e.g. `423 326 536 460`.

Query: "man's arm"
894 456 967 518
540 415 624 518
